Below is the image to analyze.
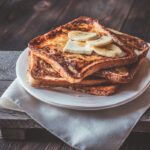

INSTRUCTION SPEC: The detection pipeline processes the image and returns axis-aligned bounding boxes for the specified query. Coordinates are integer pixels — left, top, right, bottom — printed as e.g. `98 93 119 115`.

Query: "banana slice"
87 36 113 47
68 31 97 41
134 49 142 56
92 44 126 58
63 40 92 55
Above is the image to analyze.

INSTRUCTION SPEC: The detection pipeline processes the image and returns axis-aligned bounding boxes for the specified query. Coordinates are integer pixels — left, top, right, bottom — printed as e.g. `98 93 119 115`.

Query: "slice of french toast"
27 51 117 96
27 51 110 87
29 16 138 83
95 58 144 83
108 28 149 59
95 29 149 83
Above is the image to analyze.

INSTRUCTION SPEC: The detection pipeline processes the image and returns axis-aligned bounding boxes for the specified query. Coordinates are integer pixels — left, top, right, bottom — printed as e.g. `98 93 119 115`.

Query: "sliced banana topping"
64 30 125 58
134 49 142 56
68 31 97 41
92 44 126 58
86 36 113 47
63 40 92 55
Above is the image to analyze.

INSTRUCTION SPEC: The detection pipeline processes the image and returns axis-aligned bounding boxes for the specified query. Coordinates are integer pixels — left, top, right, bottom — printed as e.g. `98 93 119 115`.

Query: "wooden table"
0 0 150 149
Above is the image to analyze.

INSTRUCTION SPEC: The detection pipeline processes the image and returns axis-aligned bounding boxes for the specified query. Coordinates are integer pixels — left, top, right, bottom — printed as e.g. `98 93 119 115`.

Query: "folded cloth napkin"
1 79 150 150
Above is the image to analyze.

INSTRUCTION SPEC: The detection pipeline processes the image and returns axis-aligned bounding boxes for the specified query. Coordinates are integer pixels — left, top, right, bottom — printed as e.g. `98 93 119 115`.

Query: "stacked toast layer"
27 17 149 96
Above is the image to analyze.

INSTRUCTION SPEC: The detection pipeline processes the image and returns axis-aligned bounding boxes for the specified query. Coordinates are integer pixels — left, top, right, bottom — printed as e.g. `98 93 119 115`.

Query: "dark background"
0 0 149 50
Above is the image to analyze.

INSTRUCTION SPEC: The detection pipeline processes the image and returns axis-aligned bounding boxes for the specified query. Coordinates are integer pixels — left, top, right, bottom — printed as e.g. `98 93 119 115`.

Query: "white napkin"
1 79 150 150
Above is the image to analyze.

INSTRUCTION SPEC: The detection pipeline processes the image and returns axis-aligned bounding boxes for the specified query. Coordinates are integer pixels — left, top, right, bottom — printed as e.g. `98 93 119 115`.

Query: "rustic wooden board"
0 81 12 96
0 107 150 133
0 51 21 80
121 0 150 42
0 51 150 132
1 132 150 150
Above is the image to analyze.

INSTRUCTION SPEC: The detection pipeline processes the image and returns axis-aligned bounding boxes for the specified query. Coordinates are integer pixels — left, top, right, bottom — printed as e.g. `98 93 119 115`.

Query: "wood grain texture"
1 0 150 50
0 51 21 80
0 105 149 133
0 107 41 129
0 139 68 150
0 81 12 96
0 0 69 50
0 132 150 150
120 133 150 150
53 0 135 30
121 0 150 42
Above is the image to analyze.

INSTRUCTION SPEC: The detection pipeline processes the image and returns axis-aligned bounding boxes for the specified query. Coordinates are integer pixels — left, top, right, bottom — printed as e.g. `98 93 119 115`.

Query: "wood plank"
0 81 12 96
1 132 150 150
53 0 135 31
0 105 149 133
0 0 70 50
0 51 21 80
0 138 66 150
1 128 26 140
120 133 150 150
121 0 150 42
0 107 29 120
0 0 135 50
0 107 41 129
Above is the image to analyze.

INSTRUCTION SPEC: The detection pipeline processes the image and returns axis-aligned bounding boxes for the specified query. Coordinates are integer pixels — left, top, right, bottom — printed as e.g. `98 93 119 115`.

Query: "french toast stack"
27 17 149 96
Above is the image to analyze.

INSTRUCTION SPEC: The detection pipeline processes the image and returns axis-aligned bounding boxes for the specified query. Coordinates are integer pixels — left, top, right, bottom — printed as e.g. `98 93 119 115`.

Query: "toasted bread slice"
27 51 117 96
69 85 118 96
28 73 117 95
27 51 118 96
28 27 149 85
108 28 149 59
95 58 144 83
95 29 149 83
27 51 110 87
29 16 137 83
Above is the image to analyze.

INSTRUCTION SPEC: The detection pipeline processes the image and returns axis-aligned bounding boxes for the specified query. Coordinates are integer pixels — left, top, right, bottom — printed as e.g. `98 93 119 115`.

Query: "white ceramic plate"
16 45 150 110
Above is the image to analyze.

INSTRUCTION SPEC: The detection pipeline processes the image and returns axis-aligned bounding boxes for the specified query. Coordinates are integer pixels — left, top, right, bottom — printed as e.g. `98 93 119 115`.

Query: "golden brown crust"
108 28 149 59
28 51 110 87
96 57 144 83
28 24 149 85
94 28 149 83
29 16 138 83
27 71 109 87
69 85 118 96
